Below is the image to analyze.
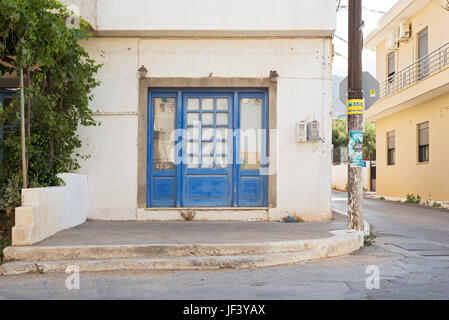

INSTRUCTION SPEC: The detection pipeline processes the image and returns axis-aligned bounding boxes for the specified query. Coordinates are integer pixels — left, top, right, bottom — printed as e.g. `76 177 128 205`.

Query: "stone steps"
0 230 364 275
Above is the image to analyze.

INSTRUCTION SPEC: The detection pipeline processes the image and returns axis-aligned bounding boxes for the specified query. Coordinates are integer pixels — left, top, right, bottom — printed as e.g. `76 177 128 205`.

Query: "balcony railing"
379 41 449 100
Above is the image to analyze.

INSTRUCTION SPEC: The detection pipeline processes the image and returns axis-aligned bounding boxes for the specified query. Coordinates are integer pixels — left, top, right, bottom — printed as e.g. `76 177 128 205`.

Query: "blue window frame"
147 89 268 207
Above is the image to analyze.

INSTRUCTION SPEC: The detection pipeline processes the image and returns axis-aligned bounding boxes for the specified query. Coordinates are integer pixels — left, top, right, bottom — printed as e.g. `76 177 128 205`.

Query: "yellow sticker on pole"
347 99 364 115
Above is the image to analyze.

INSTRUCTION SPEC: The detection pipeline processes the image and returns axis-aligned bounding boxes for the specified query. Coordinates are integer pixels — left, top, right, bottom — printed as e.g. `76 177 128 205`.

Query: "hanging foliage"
0 0 101 211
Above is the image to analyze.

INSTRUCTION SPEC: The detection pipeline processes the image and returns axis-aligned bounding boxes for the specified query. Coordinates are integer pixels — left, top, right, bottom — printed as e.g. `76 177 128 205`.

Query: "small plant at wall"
378 196 385 200
364 224 377 246
0 0 101 212
405 194 421 204
432 201 442 208
424 193 432 206
180 209 196 221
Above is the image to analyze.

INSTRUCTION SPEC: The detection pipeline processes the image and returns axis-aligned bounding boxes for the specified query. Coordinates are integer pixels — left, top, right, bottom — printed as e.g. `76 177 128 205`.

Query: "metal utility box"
307 120 320 141
296 121 308 142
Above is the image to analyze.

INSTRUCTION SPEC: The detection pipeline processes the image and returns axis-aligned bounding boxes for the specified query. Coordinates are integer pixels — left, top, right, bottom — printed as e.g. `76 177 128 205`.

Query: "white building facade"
64 0 336 221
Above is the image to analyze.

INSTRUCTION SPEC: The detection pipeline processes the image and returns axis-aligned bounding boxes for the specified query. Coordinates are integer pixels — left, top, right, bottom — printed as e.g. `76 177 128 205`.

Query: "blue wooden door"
147 92 179 207
147 89 267 207
236 92 268 207
181 92 234 206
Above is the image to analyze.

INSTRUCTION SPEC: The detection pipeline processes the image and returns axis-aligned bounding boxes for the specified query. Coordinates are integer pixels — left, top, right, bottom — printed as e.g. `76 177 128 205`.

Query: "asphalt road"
0 191 448 300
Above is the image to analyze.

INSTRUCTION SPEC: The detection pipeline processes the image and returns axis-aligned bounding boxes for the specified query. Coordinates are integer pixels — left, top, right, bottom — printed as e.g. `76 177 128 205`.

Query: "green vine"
0 0 101 212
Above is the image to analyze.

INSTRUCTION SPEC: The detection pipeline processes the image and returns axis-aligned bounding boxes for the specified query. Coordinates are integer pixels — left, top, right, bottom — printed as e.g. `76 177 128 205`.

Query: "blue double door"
147 89 268 207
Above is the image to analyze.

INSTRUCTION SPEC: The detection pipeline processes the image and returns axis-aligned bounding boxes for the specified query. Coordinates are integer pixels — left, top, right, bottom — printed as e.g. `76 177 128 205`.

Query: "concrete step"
0 249 328 274
2 230 362 262
0 230 364 275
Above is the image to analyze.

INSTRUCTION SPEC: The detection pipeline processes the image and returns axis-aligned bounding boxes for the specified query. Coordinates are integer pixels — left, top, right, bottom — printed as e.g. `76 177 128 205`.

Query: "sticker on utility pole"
349 130 364 167
347 99 364 115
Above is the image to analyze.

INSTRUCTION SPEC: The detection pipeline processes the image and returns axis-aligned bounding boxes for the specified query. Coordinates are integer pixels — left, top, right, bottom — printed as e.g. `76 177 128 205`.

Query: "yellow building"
365 0 449 202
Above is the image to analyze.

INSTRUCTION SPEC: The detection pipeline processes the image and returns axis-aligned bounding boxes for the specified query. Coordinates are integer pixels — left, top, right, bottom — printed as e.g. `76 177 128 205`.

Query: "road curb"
332 208 370 235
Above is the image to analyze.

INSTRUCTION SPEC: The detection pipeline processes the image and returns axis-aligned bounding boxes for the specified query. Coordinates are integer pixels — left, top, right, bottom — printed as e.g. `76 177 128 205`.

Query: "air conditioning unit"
398 23 411 40
387 32 399 50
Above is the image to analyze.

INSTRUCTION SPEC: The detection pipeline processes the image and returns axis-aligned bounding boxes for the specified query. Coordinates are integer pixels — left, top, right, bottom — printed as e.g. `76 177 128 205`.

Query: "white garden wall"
12 173 88 246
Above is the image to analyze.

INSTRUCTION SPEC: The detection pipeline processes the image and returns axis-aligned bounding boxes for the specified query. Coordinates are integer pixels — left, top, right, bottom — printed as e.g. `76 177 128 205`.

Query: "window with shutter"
418 122 429 163
418 28 429 80
387 131 395 165
388 52 395 79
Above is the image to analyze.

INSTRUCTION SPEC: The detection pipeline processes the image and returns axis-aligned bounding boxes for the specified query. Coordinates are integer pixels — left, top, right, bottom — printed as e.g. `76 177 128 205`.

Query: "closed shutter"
387 131 395 149
418 122 429 146
418 28 428 59
388 52 395 77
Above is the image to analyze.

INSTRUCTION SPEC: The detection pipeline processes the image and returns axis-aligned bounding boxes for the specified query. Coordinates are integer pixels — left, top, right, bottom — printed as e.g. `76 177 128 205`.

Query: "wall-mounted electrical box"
296 121 307 142
307 120 320 142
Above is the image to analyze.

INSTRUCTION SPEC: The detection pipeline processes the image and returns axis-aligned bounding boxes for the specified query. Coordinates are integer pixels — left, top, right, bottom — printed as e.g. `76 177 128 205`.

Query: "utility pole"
20 68 28 189
347 0 364 230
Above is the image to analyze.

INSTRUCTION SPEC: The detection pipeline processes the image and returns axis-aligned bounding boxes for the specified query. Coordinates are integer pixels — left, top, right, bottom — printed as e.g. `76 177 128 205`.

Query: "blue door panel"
239 176 262 199
152 177 176 200
186 176 229 199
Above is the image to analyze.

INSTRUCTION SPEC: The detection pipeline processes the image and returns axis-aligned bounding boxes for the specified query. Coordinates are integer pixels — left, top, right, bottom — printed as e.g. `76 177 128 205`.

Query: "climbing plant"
0 0 101 212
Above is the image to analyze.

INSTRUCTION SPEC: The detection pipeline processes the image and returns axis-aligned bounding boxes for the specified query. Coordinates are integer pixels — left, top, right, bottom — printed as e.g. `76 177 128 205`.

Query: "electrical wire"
334 34 348 43
338 4 386 14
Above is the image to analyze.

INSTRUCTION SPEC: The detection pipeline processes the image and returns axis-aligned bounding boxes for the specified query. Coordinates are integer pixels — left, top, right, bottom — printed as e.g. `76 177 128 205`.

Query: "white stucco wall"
76 37 333 221
62 0 336 36
12 173 88 245
332 162 371 191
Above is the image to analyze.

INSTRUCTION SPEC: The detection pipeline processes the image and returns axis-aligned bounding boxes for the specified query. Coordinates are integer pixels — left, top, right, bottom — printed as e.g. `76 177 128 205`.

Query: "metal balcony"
379 41 449 100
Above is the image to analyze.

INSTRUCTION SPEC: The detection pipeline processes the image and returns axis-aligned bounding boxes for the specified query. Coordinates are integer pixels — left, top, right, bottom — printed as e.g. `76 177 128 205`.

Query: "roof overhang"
364 0 430 51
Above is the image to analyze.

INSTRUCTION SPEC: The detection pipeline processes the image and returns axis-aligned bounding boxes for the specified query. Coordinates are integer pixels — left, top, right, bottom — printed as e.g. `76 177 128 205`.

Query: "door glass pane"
216 141 227 154
216 113 228 125
216 127 228 140
240 98 262 170
187 127 200 140
187 98 199 111
153 97 175 170
202 98 214 111
202 156 214 168
187 156 200 168
187 112 199 125
202 128 214 140
216 155 228 168
202 112 214 125
217 98 228 110
187 141 199 154
202 142 214 155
